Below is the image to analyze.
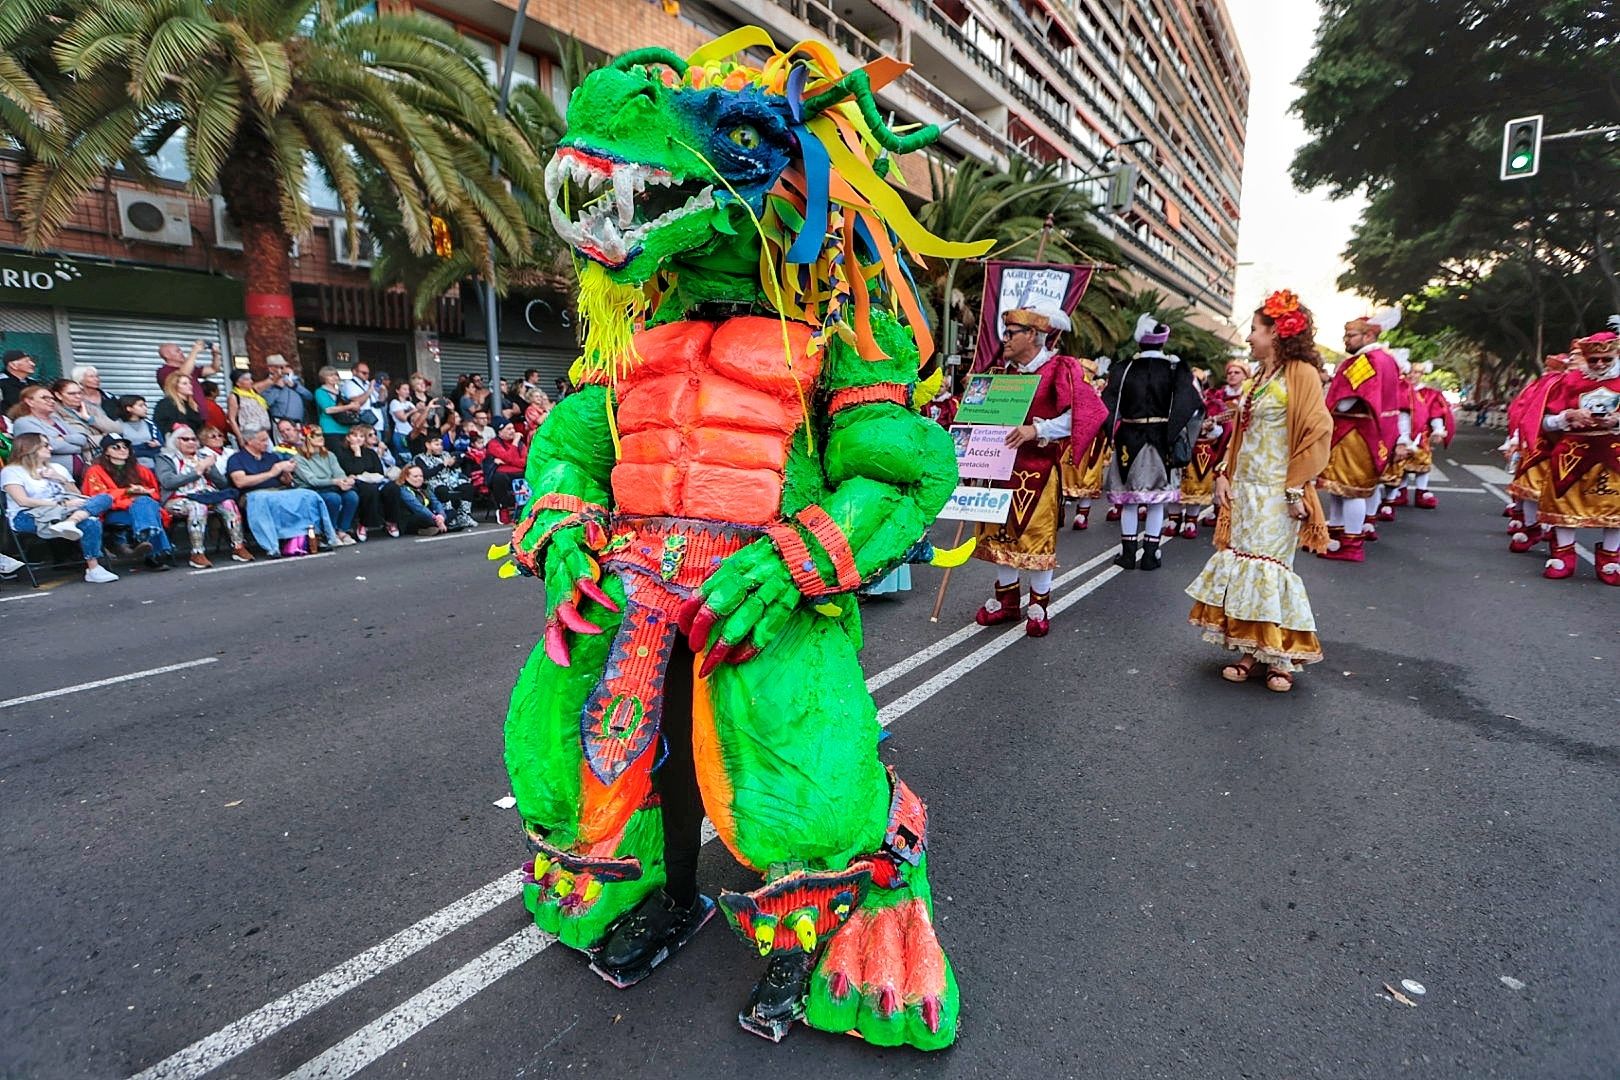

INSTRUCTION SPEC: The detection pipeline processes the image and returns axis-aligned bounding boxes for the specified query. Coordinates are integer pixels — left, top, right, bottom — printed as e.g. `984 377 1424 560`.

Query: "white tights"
1327 495 1368 531
997 567 1054 593
1552 527 1620 550
1118 503 1165 539
1413 471 1430 491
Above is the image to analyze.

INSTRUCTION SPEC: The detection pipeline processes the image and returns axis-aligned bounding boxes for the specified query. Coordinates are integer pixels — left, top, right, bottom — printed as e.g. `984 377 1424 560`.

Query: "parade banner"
950 424 1017 481
938 484 1014 523
971 260 1095 373
955 373 1040 426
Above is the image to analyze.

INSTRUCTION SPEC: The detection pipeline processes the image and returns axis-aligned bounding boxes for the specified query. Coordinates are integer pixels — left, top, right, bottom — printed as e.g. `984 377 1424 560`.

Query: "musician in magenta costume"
1177 359 1248 539
1372 349 1425 532
973 301 1108 637
1526 331 1620 584
1504 353 1571 554
1317 310 1402 563
1410 367 1455 509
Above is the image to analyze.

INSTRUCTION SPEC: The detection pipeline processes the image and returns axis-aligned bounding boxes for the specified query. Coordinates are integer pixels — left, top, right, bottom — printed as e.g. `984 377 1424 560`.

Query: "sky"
1220 0 1368 342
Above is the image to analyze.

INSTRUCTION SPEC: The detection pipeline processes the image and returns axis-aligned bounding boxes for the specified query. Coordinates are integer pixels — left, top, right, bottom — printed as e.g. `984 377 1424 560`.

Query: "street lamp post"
482 0 531 421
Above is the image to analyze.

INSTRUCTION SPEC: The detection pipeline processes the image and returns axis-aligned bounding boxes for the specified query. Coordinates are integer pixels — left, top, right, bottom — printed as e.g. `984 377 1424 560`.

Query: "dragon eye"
727 125 761 150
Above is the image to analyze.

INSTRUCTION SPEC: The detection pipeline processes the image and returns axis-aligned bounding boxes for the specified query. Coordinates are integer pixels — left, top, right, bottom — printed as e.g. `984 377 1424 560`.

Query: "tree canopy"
1292 0 1620 379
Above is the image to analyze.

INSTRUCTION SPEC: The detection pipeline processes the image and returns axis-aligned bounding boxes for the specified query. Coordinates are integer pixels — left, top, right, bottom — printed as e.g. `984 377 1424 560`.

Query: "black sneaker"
739 951 817 1042
591 890 712 988
1139 538 1162 571
143 555 171 572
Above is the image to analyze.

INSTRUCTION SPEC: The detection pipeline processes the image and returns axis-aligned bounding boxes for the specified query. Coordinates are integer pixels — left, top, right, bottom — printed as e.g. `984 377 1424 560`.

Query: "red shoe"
1320 531 1366 562
1543 543 1577 580
1506 517 1524 534
1389 489 1409 507
1597 546 1620 586
1071 507 1089 531
1502 502 1518 518
1415 491 1438 509
975 582 1022 626
1025 590 1051 637
1362 516 1380 542
1179 519 1199 540
1105 505 1121 523
1376 502 1396 522
1508 523 1545 554
1162 517 1180 539
1316 525 1345 558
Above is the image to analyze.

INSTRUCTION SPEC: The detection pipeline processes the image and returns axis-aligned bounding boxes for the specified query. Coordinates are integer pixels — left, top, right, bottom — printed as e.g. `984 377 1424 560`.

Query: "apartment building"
0 0 1246 397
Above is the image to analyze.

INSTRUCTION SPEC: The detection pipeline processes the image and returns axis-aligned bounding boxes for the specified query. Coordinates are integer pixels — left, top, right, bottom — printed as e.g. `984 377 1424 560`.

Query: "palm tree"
919 155 1126 357
1109 286 1236 367
10 0 544 367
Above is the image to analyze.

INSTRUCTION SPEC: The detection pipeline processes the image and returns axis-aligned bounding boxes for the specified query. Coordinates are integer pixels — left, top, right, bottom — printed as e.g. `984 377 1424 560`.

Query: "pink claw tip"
877 986 900 1017
828 971 852 1001
577 578 620 613
921 996 942 1033
556 601 602 636
729 643 759 665
688 606 719 651
697 641 732 679
544 623 572 667
676 596 703 635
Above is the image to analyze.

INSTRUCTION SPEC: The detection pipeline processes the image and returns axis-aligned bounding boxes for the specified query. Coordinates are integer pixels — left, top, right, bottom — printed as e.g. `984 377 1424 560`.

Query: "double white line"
133 543 1147 1080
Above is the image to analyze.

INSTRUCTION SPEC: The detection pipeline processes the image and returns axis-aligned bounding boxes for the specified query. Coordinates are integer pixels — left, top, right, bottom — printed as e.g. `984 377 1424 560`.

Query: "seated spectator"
394 462 447 535
334 425 400 541
471 408 498 444
360 424 399 476
386 380 425 458
155 425 250 568
198 379 230 434
484 420 527 524
227 369 273 442
273 417 305 456
53 379 121 450
9 384 93 477
413 434 477 530
71 366 121 432
292 428 358 545
197 425 234 478
262 353 314 427
0 348 41 411
154 371 205 436
0 432 120 583
81 434 175 571
114 395 164 463
226 426 337 557
523 388 552 433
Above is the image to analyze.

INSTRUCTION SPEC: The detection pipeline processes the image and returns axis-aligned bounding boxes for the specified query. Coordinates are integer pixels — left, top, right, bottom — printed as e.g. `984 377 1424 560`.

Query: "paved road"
3 430 1616 1079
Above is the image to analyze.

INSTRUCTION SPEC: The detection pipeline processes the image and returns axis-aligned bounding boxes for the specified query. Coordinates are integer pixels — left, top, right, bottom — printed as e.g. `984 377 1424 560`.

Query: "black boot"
589 889 714 989
1115 537 1139 569
1139 538 1162 571
739 950 818 1042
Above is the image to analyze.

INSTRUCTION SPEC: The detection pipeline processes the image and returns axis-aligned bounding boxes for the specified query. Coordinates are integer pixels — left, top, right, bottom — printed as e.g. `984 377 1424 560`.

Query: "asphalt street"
2 428 1616 1080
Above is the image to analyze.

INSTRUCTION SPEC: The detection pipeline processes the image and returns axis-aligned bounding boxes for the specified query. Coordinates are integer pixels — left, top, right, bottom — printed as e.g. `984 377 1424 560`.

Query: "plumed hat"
1004 298 1071 335
1573 331 1619 360
1134 313 1170 346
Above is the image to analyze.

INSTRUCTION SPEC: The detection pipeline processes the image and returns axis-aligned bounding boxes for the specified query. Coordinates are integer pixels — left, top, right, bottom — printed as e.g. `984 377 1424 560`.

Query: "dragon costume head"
545 27 992 381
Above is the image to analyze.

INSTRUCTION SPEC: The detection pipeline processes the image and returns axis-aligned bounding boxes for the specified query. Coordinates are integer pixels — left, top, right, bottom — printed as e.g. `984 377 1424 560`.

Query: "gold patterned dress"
1186 375 1323 671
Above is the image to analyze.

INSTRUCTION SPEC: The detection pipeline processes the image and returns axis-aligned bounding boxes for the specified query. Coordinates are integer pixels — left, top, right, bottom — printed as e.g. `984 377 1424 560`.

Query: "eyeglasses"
1000 326 1035 339
178 436 198 442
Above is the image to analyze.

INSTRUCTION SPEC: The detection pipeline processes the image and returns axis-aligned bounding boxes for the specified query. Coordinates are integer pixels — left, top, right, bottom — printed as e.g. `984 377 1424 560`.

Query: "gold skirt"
974 467 1061 570
1531 456 1620 528
1319 431 1380 499
1189 602 1324 667
1062 442 1109 500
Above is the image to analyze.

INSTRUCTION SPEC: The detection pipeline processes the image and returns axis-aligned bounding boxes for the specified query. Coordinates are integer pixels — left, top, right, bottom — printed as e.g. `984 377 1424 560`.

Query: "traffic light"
1105 163 1139 214
1500 115 1543 180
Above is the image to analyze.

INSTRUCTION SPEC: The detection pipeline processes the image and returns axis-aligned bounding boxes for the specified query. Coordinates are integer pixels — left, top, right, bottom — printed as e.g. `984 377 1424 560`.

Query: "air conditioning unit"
116 189 193 247
213 196 300 257
329 217 377 267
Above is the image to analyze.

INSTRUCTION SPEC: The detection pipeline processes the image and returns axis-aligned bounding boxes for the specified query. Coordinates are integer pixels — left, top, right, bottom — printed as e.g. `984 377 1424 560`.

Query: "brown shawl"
1213 359 1333 553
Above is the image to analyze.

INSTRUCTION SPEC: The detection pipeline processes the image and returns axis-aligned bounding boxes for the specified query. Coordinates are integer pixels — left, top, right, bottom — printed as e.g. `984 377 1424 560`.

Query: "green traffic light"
1511 152 1533 169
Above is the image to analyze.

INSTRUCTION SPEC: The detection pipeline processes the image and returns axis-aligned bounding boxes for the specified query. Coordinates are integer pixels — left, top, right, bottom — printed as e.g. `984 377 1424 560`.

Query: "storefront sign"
0 251 244 318
950 424 1016 481
938 485 1013 523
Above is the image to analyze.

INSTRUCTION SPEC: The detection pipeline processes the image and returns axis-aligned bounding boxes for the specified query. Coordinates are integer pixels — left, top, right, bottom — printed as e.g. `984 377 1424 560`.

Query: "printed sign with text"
950 424 1017 481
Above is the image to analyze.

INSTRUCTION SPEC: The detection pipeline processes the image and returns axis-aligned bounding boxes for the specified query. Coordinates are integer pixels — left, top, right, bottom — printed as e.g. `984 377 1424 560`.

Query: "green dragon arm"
516 384 617 554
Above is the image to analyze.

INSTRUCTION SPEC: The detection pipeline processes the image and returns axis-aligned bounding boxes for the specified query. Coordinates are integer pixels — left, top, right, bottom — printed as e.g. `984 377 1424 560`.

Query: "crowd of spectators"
0 342 562 586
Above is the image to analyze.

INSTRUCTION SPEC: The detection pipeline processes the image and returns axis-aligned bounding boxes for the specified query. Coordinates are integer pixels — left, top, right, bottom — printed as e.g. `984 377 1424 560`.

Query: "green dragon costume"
497 27 989 1049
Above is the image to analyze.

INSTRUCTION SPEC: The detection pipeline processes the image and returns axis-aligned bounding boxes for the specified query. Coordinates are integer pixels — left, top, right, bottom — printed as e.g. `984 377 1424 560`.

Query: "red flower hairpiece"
1262 290 1308 338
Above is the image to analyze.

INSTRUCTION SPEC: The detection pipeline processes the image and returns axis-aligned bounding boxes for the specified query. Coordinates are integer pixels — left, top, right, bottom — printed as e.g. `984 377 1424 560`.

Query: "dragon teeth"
613 167 637 227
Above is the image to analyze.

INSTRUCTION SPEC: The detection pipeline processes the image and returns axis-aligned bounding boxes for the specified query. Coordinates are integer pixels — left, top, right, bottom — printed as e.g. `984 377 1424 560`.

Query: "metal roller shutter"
66 312 226 402
437 340 573 393
0 304 61 381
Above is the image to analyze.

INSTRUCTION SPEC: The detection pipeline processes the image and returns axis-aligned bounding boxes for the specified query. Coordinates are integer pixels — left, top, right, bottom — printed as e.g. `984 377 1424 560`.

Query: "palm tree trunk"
220 146 297 375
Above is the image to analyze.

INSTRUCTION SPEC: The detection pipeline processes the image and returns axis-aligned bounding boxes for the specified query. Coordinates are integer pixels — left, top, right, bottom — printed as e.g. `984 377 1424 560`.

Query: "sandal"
1221 656 1259 683
1265 669 1294 693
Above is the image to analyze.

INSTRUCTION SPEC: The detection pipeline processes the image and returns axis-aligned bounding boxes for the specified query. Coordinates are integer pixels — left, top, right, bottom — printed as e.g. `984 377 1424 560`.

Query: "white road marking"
1475 477 1595 566
0 591 49 603
0 658 218 711
415 527 505 544
1462 463 1514 485
129 872 525 1080
866 544 1123 693
1427 464 1451 483
1446 457 1460 467
189 552 333 576
279 927 551 1080
144 551 1137 1080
